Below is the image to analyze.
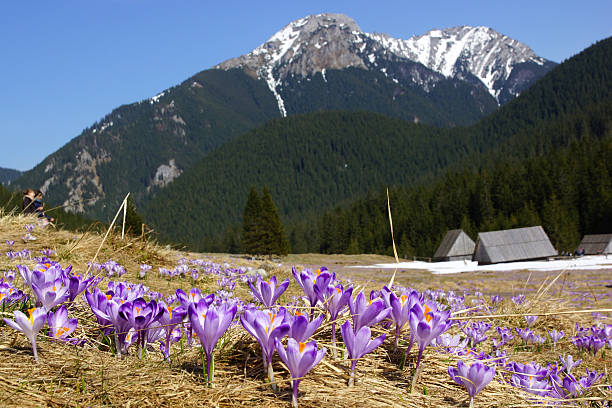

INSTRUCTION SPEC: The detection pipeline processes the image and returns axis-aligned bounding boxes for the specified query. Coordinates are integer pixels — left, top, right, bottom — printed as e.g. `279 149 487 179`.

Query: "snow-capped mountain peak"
216 14 554 115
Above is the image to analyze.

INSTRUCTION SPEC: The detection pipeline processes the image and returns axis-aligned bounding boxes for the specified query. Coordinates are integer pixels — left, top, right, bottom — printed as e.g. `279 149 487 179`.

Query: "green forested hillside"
143 111 449 248
14 69 281 221
0 167 22 185
311 102 612 256
144 37 612 252
281 64 498 127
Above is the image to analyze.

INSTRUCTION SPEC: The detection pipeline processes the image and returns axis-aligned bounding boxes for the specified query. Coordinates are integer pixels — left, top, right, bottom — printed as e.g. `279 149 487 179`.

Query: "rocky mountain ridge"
217 13 555 112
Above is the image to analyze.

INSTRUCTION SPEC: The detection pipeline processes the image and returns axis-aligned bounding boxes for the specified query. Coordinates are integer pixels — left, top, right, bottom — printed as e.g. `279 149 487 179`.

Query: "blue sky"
1 0 610 171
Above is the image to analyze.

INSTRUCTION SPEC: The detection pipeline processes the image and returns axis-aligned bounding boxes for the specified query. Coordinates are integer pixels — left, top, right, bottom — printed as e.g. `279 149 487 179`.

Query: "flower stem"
113 332 121 357
31 340 39 363
394 325 400 352
331 321 337 358
268 361 277 392
206 352 215 388
469 397 474 408
292 380 300 408
348 360 356 387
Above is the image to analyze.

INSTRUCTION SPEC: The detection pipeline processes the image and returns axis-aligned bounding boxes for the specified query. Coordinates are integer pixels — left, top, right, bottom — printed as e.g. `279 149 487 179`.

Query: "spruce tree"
260 186 290 255
124 196 145 236
242 187 264 254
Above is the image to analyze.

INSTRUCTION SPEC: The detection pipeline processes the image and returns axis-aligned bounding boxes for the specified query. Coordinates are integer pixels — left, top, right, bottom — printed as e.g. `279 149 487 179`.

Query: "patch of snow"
350 255 612 275
150 91 166 104
321 68 327 82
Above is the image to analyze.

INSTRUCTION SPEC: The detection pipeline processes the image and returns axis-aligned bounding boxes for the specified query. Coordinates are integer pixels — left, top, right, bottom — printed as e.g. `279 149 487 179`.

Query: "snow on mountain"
216 13 553 115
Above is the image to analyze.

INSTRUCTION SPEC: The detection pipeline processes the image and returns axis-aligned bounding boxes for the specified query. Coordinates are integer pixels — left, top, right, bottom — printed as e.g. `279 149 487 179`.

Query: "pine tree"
123 196 145 236
260 187 290 255
242 187 264 254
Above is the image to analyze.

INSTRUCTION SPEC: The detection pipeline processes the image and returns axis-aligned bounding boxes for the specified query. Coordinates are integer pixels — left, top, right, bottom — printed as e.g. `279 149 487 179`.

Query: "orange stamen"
400 295 408 306
299 342 306 353
28 308 36 326
56 326 70 337
106 294 112 300
424 304 433 322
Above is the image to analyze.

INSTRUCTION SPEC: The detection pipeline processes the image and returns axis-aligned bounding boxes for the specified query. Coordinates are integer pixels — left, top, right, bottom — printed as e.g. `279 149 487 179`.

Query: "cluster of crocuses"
0 279 27 307
572 323 611 356
436 330 607 403
17 260 98 309
3 260 93 361
88 260 127 278
5 249 31 260
2 244 608 407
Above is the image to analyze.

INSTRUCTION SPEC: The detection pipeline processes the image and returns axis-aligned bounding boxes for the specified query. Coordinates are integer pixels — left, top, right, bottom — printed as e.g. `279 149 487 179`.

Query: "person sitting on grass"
22 189 37 214
33 190 55 224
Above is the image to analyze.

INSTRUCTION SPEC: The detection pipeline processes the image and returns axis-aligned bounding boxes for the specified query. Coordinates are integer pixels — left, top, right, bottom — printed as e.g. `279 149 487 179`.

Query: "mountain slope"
14 13 555 220
144 37 611 250
14 69 280 216
0 167 22 185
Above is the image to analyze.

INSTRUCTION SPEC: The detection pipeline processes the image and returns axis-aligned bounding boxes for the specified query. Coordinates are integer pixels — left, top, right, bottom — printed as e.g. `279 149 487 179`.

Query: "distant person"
22 189 37 214
33 190 54 224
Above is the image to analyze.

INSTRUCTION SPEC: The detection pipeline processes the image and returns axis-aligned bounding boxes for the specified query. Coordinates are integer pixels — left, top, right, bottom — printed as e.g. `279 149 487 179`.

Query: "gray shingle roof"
473 226 557 264
434 229 475 260
577 234 612 254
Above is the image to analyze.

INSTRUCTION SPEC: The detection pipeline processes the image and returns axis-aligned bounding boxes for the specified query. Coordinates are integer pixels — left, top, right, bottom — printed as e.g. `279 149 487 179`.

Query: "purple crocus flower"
524 315 538 327
118 298 163 358
47 305 78 342
3 307 47 362
292 267 333 319
516 328 535 344
67 274 95 302
348 291 391 332
176 288 214 346
463 322 491 347
176 288 214 308
241 308 290 389
189 300 237 387
32 278 70 310
559 354 581 374
286 312 323 343
340 320 386 386
158 301 187 362
448 360 496 407
248 275 289 307
274 338 326 408
381 288 421 350
5 240 15 248
139 264 152 279
434 333 468 354
509 361 551 396
408 301 451 369
314 283 352 355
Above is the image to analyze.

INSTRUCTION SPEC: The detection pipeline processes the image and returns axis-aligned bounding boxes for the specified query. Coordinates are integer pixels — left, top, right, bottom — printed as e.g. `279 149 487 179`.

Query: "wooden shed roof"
433 229 475 259
474 226 557 264
577 234 612 254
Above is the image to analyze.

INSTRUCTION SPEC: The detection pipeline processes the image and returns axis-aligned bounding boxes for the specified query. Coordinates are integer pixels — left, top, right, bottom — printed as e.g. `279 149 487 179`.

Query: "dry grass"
0 210 610 407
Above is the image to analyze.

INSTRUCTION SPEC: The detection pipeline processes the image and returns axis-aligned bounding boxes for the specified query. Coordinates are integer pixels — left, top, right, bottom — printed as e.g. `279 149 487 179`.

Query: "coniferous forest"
142 37 612 255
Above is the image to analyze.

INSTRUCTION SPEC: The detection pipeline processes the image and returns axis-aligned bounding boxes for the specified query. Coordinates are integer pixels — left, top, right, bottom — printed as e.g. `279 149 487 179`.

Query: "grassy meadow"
0 210 610 407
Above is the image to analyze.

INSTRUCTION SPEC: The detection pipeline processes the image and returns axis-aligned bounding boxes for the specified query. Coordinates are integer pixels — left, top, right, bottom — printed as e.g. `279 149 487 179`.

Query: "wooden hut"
577 234 612 255
473 226 557 264
433 229 475 261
